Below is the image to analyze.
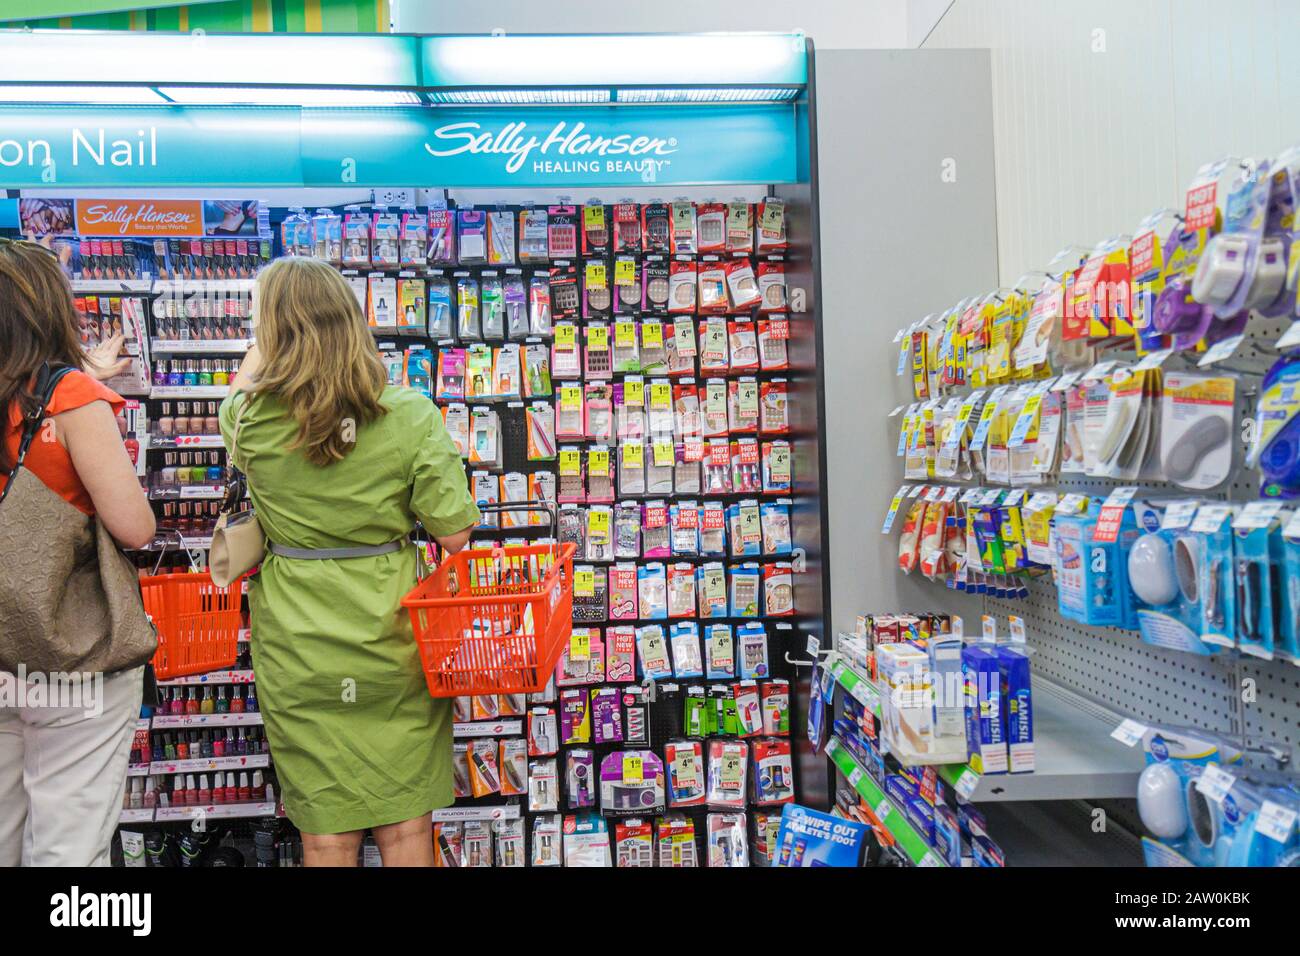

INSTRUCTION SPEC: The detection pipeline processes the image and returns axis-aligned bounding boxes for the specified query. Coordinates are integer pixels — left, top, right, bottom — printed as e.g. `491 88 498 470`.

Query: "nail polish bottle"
153 363 168 388
212 730 225 758
185 774 198 805
224 772 238 803
197 360 213 387
168 686 183 715
230 686 245 714
206 452 222 484
173 774 186 805
183 360 198 387
200 686 215 715
213 362 230 388
163 732 176 761
235 728 247 756
224 728 236 756
197 774 211 805
158 402 174 438
128 778 143 809
252 770 265 801
185 686 199 715
176 733 189 760
197 731 210 759
245 683 258 713
151 734 164 762
143 777 157 809
168 360 184 387
237 772 251 803
212 772 226 804
215 685 229 714
205 402 220 436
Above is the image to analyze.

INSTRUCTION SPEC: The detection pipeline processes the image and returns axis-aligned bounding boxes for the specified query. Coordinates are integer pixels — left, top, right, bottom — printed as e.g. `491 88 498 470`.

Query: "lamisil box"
996 646 1035 773
876 643 932 754
961 645 1007 774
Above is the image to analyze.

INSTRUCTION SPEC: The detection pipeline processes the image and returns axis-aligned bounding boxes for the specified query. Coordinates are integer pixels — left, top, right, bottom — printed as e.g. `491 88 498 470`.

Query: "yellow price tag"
583 205 605 230
559 449 582 476
559 386 582 411
622 754 643 783
623 379 645 407
588 509 610 540
622 443 644 468
615 321 636 348
653 441 675 466
615 258 636 286
650 382 672 409
555 324 577 348
642 321 664 348
569 629 590 660
587 325 609 351
574 569 595 597
589 448 610 476
585 262 607 289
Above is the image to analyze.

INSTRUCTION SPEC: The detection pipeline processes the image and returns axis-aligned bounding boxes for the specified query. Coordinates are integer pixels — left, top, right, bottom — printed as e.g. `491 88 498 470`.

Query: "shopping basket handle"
476 499 558 530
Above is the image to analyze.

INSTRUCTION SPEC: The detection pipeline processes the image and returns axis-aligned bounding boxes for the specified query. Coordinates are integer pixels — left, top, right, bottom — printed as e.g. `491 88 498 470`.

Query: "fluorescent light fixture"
423 34 807 87
428 89 612 105
0 85 166 104
616 87 800 103
158 86 422 107
0 31 419 87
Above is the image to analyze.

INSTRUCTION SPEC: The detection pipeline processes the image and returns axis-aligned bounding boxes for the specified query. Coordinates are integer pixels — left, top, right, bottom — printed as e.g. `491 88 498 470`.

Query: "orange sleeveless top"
3 371 125 516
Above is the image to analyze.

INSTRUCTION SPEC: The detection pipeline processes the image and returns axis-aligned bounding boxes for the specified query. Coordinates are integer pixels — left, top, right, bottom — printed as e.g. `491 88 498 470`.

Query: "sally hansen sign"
424 120 679 175
0 105 797 188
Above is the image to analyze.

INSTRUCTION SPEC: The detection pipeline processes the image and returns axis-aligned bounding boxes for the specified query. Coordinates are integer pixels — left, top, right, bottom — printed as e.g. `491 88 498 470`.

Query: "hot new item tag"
1092 487 1137 543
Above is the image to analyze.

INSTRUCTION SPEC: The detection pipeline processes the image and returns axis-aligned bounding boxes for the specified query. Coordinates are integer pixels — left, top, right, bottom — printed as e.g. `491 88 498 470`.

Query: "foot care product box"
961 645 1007 774
997 646 1034 773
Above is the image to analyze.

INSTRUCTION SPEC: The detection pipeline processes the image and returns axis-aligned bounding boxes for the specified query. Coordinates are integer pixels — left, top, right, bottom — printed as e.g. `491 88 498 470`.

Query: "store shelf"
153 801 277 823
453 719 523 738
935 679 1145 803
826 654 881 717
139 534 213 551
149 485 225 501
151 338 252 353
153 279 255 294
119 808 155 824
147 754 270 775
72 278 153 293
150 385 230 399
158 669 254 686
152 712 263 729
126 764 151 778
430 803 521 823
149 435 225 449
824 736 945 867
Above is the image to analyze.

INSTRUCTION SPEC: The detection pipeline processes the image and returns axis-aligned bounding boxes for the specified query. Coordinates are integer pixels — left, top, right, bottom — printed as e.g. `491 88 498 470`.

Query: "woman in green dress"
221 257 479 866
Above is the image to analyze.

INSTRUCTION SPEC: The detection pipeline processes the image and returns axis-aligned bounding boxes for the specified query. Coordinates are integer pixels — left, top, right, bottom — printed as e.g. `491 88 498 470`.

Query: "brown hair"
0 238 86 471
248 256 387 466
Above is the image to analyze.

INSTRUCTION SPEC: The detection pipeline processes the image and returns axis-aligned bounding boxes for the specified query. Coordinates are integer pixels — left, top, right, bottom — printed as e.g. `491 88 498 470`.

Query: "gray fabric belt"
267 539 408 560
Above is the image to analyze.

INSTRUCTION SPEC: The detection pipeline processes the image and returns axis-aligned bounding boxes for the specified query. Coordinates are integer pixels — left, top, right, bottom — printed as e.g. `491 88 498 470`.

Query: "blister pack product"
614 820 654 868
670 621 703 678
707 740 749 809
665 740 706 807
751 738 795 805
591 686 624 745
737 622 769 678
528 758 558 812
566 749 596 808
600 750 664 816
530 814 562 867
636 625 673 680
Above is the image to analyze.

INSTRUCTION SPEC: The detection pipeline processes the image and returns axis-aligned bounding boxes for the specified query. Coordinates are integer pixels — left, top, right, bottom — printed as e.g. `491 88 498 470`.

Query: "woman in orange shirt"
0 237 157 866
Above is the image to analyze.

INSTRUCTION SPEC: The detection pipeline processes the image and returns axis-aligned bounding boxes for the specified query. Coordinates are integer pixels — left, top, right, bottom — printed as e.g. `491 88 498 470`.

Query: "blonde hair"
249 256 386 466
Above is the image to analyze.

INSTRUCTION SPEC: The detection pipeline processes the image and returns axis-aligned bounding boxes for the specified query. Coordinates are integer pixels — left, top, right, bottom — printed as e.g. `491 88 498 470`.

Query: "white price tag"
1161 500 1200 531
888 405 905 417
1195 764 1236 803
1278 322 1300 351
847 767 865 788
1050 369 1084 393
954 769 979 799
1002 488 1026 507
917 852 943 868
1056 493 1088 515
940 485 961 503
950 616 963 640
850 683 875 707
806 635 820 658
1257 800 1299 843
980 615 997 643
959 487 983 504
1133 348 1174 371
1197 334 1244 368
1082 360 1118 383
1008 615 1027 644
924 485 944 502
1110 718 1148 748
1190 504 1234 534
825 737 840 757
907 485 927 499
1232 500 1282 531
874 800 892 822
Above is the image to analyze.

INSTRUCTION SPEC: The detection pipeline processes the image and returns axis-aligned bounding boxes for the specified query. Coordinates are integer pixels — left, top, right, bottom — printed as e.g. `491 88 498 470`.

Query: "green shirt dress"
219 385 480 834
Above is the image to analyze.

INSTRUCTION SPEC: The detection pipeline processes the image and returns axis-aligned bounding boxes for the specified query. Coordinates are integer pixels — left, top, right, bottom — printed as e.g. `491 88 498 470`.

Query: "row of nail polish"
159 683 257 716
132 725 269 765
124 770 274 809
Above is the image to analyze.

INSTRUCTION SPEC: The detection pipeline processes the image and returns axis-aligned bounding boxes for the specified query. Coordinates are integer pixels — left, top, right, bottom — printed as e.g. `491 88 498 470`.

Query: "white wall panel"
924 0 1300 284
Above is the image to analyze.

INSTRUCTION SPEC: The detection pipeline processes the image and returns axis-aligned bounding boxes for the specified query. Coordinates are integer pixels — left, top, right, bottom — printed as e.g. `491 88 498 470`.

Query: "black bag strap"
0 362 76 509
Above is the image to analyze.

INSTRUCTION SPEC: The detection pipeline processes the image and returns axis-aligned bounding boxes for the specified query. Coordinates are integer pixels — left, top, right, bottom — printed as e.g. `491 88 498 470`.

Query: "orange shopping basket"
139 542 245 679
402 502 575 697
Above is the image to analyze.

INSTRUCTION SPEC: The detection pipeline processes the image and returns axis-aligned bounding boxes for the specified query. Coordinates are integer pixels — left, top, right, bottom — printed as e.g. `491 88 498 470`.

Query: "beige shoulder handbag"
209 393 265 587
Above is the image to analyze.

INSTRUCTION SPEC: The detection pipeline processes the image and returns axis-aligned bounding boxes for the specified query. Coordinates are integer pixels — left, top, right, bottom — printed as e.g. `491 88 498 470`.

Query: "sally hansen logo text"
424 121 678 174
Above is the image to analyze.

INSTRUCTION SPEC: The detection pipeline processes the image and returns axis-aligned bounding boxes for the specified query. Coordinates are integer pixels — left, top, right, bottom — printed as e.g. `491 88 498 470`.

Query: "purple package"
591 687 623 745
598 750 665 815
560 688 591 745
